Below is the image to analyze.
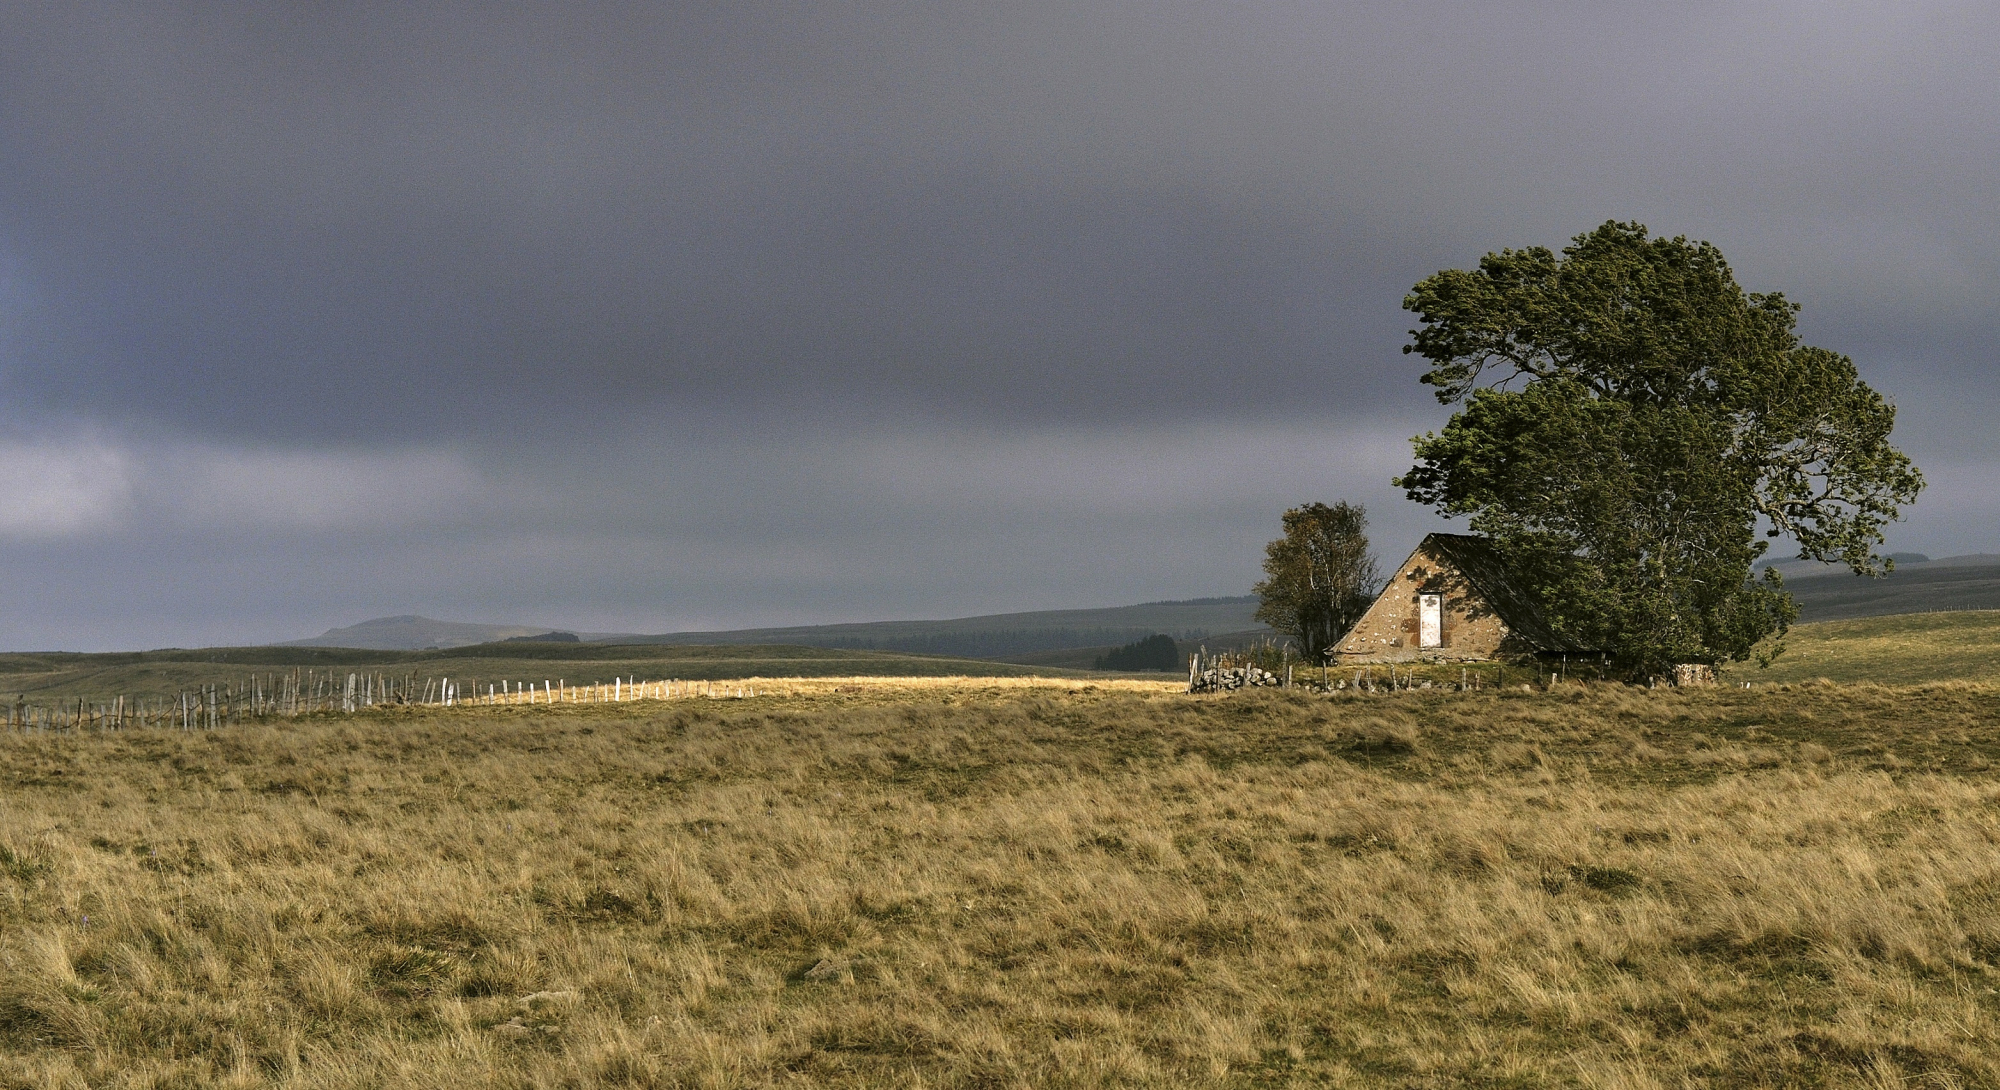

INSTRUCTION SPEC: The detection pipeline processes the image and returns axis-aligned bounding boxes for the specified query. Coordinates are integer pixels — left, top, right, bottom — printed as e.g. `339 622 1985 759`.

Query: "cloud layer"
0 3 1993 648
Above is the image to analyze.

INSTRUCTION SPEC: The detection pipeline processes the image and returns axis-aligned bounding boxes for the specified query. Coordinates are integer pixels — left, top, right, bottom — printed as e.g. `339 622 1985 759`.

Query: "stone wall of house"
1332 543 1514 663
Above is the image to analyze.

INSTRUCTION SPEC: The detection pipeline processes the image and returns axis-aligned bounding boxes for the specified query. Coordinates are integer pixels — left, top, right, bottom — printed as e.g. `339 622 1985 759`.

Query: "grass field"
5 679 2000 1087
1739 610 2000 686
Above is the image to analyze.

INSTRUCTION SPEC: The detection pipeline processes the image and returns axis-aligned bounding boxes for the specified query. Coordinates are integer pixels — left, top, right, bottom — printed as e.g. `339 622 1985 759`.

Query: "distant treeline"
787 627 1213 660
1094 635 1181 672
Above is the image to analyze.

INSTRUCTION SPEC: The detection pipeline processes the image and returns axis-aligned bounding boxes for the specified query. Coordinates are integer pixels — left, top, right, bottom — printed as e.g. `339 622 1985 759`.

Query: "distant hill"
281 598 1270 657
1781 554 2000 621
284 615 557 650
1758 550 1934 577
609 597 1269 660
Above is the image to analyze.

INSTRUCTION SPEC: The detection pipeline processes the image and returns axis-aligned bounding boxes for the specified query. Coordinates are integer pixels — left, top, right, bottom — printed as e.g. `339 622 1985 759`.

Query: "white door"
1418 594 1442 648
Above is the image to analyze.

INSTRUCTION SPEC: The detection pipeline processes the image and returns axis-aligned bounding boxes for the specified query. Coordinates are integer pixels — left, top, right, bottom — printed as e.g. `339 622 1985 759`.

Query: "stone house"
1330 533 1589 664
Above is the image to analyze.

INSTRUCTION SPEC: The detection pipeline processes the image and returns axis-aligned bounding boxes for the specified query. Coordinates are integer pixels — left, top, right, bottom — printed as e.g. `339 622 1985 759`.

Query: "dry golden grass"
678 675 1186 697
3 680 2000 1087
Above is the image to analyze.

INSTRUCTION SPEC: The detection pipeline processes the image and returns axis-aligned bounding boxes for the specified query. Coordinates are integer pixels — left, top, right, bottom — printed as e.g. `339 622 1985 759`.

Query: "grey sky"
1 3 1993 649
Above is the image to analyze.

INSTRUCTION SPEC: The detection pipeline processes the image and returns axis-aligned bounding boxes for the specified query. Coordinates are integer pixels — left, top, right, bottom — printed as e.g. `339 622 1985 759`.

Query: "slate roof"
1418 533 1593 654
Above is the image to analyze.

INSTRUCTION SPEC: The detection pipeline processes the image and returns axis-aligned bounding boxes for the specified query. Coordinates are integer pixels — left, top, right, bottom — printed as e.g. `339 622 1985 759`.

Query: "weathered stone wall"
1670 663 1716 687
1188 664 1287 693
1331 543 1517 663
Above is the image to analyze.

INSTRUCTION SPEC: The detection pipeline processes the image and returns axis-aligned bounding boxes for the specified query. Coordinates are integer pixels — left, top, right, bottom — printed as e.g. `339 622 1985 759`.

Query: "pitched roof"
1419 533 1592 653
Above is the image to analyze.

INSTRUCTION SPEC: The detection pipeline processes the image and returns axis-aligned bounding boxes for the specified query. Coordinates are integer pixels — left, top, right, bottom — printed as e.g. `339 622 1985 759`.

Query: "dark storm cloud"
8 1 1985 436
0 3 1995 648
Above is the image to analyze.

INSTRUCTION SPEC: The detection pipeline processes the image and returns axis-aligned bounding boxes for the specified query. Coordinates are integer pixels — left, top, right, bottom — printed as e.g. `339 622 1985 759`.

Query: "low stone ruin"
1670 663 1716 687
1188 664 1287 693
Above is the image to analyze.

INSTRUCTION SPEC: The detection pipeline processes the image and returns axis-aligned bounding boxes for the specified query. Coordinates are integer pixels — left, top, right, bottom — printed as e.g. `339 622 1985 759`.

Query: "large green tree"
1397 222 1922 673
1254 501 1380 661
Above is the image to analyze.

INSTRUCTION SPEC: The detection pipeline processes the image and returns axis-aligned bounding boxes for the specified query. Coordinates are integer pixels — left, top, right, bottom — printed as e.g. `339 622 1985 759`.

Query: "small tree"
1254 502 1380 661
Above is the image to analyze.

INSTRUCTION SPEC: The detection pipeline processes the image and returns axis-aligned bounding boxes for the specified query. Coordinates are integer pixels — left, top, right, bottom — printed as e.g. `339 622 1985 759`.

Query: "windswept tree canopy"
1398 222 1923 672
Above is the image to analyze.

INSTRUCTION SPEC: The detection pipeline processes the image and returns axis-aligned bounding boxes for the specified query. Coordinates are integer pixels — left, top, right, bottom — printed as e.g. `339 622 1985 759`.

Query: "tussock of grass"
1 683 1999 1086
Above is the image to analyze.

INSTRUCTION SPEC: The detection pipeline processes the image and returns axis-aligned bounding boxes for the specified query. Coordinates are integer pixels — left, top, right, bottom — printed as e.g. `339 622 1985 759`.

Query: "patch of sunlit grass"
1741 609 2000 685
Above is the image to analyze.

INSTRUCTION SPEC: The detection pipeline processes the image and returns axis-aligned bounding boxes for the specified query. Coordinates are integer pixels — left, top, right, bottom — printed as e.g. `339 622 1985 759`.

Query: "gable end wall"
1332 543 1518 663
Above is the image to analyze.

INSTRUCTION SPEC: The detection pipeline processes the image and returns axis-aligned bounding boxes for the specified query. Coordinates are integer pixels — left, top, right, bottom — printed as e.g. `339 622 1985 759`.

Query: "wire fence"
3 670 761 733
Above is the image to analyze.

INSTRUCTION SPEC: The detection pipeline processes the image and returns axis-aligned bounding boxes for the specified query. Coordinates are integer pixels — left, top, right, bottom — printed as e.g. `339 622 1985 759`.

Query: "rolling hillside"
284 615 568 650
602 596 1267 658
1780 554 2000 621
281 597 1269 657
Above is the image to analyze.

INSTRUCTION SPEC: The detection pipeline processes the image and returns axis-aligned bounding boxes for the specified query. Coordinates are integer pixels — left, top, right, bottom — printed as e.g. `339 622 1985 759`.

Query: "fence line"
2 669 762 734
